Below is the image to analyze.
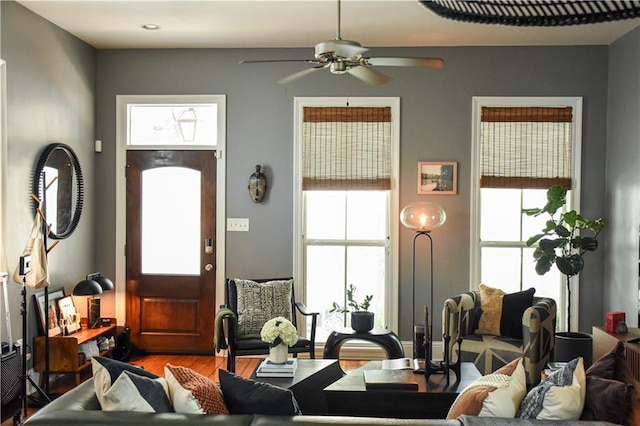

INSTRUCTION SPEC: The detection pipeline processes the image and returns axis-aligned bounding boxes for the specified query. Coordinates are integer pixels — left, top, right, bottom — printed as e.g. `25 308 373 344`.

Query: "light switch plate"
227 218 249 232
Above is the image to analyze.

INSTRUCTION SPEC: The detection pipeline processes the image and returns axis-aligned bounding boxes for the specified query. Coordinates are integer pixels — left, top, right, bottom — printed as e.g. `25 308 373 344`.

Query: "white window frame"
0 60 7 274
115 95 226 324
470 96 583 331
293 97 400 355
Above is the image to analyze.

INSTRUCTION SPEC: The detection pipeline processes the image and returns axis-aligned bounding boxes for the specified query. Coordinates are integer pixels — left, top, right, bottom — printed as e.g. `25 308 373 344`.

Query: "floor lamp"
400 202 460 384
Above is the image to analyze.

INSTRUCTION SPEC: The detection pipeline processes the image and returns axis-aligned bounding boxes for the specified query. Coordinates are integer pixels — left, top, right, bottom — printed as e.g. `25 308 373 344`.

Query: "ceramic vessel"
350 311 375 333
269 342 288 364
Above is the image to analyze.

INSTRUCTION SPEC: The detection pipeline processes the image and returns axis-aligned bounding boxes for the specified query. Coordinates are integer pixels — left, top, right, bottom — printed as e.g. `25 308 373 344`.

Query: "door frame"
115 95 227 326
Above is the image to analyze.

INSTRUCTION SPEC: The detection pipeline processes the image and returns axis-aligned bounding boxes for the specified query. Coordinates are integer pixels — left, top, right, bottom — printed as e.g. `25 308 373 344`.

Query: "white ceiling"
16 0 640 50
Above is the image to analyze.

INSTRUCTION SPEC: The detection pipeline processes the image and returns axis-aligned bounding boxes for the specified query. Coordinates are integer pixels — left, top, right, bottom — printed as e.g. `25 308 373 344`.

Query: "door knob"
204 264 214 272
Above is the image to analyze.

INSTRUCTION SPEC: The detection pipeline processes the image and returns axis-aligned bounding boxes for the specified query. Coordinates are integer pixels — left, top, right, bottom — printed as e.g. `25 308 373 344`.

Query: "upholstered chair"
218 277 318 372
442 285 556 387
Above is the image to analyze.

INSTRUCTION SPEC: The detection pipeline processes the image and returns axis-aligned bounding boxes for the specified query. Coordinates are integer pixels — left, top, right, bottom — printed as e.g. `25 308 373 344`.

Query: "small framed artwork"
57 295 81 334
33 288 65 337
417 161 457 195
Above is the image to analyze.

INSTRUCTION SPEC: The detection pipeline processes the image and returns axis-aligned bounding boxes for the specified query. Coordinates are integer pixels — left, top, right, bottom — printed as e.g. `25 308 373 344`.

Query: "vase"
269 342 288 364
350 311 375 333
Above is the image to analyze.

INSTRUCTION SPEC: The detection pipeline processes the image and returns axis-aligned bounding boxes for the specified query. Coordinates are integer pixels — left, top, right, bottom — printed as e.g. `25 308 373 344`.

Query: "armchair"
220 278 318 372
443 288 556 387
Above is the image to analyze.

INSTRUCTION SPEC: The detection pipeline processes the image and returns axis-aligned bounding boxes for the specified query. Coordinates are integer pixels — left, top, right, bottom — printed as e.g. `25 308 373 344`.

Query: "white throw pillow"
519 357 586 420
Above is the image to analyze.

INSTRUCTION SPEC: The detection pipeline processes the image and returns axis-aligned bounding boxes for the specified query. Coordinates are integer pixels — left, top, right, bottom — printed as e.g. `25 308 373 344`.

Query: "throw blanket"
214 308 235 352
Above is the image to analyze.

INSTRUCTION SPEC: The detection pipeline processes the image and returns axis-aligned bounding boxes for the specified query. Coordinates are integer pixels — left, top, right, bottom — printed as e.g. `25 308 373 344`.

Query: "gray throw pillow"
234 278 293 336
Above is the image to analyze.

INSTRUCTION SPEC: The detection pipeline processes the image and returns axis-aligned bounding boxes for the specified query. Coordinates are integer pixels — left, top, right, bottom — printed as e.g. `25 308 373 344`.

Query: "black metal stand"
411 231 462 386
19 277 50 417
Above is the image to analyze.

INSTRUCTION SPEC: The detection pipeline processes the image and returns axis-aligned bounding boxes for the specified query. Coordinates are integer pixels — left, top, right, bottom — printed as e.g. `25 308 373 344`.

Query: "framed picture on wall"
33 288 65 337
417 161 457 195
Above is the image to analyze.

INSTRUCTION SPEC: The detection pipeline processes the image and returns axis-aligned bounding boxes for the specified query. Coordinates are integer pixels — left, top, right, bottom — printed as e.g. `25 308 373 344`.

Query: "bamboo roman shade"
480 106 573 189
302 106 392 190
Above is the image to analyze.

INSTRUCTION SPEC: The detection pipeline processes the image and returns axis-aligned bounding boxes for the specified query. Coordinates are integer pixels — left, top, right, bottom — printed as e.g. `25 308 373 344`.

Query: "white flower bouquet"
260 316 298 348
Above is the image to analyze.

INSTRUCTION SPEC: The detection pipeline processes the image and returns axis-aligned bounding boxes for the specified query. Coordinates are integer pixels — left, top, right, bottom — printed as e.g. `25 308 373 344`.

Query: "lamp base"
88 298 101 329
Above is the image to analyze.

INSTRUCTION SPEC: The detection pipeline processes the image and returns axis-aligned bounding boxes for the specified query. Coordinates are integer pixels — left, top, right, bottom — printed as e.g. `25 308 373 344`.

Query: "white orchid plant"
260 316 298 348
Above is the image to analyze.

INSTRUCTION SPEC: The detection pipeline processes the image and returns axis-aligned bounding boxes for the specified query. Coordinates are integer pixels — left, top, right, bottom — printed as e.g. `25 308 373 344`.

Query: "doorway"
125 150 216 353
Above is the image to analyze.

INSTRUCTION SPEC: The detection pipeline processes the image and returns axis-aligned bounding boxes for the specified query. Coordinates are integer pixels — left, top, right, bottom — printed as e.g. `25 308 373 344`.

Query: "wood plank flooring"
3 355 367 426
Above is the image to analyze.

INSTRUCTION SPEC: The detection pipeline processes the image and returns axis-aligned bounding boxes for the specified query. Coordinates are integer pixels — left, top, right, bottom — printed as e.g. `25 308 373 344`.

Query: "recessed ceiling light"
141 24 161 31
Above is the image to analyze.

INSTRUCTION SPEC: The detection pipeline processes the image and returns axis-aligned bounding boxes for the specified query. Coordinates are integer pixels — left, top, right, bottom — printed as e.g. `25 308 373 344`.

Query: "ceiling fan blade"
240 59 319 65
366 57 445 69
278 64 328 85
347 65 391 86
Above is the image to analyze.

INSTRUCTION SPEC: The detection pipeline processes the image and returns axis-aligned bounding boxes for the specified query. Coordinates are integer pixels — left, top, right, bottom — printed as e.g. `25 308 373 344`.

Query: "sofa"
23 378 616 426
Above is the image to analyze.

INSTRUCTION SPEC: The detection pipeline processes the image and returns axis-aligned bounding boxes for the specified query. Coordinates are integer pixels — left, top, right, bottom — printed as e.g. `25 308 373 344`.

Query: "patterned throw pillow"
476 284 535 339
447 358 527 419
519 357 586 420
91 357 172 413
165 364 228 414
234 278 293 336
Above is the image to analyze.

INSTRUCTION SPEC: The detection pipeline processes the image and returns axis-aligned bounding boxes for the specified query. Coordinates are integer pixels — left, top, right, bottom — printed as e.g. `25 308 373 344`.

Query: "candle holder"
423 305 463 386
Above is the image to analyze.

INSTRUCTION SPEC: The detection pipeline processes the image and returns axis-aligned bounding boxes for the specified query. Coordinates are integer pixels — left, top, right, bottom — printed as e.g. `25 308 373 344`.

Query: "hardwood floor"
3 355 367 426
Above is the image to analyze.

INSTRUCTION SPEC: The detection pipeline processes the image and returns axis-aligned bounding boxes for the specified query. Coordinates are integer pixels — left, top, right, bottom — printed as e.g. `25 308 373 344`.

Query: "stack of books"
255 358 298 378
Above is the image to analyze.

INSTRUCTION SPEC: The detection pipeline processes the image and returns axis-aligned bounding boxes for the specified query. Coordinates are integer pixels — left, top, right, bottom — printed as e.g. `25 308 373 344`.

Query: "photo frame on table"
417 161 457 195
33 287 65 337
57 295 81 334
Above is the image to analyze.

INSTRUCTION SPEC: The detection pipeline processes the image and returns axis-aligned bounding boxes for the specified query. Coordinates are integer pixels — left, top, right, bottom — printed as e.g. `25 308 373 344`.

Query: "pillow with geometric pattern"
92 356 170 412
165 364 228 414
234 278 293 336
519 357 586 420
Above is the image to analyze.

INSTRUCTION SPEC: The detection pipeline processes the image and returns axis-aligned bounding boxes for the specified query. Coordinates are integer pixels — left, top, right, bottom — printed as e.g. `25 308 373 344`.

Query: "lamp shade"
72 278 103 296
93 274 114 292
400 202 446 232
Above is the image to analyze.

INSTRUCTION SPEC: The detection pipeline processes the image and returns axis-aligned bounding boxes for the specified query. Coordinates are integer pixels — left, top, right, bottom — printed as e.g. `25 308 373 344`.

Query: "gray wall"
95 45 610 339
605 27 640 327
1 1 96 346
4 0 637 346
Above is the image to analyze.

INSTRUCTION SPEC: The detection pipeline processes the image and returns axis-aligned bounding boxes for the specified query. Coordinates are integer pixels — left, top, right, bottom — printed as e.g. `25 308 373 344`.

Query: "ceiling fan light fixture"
330 61 348 74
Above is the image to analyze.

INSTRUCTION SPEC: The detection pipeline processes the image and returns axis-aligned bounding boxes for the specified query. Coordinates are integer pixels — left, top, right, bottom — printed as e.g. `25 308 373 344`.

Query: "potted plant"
523 184 606 365
330 284 374 333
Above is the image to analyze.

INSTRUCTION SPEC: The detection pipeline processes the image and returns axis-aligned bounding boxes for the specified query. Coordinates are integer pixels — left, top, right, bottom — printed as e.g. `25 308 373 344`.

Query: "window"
294 98 400 344
471 97 582 331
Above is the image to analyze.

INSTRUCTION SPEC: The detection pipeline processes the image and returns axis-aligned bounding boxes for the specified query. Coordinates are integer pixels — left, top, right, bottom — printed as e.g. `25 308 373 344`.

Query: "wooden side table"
592 325 640 380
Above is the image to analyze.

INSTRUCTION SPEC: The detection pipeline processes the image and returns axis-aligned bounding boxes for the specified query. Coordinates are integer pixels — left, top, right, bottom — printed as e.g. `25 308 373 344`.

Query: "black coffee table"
323 361 481 419
250 358 344 415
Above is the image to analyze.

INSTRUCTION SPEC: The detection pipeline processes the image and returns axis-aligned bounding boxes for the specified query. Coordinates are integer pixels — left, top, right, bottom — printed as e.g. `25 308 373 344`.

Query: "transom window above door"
127 103 220 146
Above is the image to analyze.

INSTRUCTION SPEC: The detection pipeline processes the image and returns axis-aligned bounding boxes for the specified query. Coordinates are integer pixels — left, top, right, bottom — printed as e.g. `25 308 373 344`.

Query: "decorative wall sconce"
248 165 267 203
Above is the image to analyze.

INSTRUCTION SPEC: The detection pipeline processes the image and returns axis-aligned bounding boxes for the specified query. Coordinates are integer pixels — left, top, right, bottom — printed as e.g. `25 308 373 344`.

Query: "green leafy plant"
523 185 606 332
330 283 373 313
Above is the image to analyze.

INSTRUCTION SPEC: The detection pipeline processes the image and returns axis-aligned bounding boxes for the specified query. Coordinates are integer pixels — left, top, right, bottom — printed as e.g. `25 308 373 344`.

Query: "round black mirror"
32 143 84 240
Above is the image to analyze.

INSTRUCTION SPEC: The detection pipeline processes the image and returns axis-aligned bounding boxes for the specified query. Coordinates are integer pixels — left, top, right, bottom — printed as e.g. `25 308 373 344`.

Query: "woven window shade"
302 107 392 190
480 106 573 189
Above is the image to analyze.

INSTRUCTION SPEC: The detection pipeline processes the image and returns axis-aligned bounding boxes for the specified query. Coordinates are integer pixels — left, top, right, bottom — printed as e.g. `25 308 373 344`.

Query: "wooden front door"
126 150 216 353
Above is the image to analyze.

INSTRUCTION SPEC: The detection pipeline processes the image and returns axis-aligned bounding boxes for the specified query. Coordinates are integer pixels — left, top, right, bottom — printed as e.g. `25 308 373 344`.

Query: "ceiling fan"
239 0 445 85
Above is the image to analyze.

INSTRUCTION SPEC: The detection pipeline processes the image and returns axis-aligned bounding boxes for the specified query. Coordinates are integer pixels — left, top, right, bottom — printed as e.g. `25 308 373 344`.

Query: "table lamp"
73 273 113 328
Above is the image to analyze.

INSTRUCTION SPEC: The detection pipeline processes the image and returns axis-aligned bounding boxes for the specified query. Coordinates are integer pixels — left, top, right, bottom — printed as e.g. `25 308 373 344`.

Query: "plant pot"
268 342 288 364
554 331 593 368
350 311 374 333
